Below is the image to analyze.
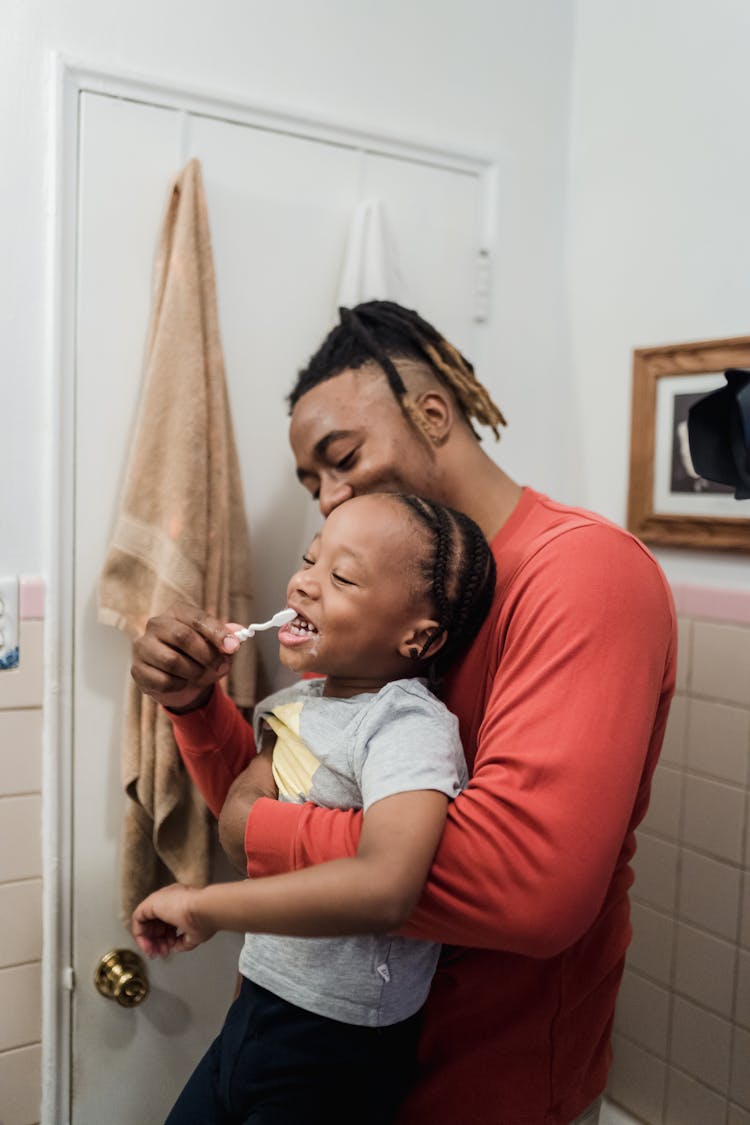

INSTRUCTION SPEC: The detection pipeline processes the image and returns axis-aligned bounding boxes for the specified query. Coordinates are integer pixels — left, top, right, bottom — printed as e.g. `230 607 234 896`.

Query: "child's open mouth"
279 610 319 646
289 612 318 636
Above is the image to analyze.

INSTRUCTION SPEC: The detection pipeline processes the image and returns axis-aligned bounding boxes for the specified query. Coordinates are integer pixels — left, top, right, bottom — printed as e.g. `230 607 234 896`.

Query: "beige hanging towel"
98 157 257 921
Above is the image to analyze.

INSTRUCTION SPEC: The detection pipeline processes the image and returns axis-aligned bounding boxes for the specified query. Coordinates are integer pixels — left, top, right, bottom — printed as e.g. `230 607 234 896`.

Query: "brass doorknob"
94 948 150 1007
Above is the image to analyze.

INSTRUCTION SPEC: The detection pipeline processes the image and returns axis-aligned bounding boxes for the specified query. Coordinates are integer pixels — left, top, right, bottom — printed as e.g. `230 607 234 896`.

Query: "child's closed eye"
332 572 356 586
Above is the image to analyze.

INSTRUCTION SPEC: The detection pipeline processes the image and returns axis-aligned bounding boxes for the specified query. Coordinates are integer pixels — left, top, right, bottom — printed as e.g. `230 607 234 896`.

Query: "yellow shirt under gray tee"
238 677 467 1027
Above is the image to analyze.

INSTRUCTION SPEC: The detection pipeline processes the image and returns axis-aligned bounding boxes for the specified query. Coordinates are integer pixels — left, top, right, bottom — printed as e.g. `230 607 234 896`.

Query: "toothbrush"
232 608 296 643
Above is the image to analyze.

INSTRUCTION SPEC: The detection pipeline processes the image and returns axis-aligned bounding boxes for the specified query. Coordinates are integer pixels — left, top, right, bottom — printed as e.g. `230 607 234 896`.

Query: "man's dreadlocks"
288 300 506 443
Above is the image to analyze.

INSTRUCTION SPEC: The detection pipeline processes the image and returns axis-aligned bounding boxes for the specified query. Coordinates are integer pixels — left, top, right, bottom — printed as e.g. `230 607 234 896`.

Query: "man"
132 301 677 1125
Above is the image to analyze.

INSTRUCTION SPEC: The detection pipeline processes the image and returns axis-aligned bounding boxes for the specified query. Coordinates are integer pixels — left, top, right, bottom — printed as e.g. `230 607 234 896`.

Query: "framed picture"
627 335 750 552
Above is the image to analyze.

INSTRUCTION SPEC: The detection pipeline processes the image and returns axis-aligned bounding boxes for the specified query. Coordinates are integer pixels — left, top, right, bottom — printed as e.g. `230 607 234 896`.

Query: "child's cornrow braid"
451 521 490 639
289 300 507 443
417 500 452 660
396 494 497 681
441 516 496 673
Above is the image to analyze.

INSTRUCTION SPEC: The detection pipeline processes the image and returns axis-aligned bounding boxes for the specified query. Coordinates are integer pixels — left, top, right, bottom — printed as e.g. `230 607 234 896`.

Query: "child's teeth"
290 618 317 635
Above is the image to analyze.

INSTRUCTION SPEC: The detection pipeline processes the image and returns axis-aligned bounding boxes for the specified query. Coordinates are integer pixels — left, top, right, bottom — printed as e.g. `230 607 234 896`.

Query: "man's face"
289 367 440 516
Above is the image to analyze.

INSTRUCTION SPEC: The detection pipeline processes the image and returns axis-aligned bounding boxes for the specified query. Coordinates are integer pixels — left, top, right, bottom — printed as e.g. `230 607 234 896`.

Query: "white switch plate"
0 576 19 669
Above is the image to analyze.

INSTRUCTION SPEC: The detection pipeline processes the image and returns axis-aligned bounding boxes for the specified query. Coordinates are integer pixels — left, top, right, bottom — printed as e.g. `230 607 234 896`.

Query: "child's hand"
131 883 217 959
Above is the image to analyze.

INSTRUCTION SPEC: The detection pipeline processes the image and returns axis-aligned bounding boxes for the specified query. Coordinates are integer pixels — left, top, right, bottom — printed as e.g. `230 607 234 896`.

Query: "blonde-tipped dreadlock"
422 341 506 439
288 300 507 444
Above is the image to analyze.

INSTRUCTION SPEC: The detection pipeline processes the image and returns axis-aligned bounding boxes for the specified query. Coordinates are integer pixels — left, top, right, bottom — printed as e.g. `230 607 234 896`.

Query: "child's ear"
398 619 447 661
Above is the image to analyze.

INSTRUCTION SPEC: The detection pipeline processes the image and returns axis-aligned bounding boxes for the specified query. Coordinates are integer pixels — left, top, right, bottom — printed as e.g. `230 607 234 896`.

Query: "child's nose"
289 569 319 601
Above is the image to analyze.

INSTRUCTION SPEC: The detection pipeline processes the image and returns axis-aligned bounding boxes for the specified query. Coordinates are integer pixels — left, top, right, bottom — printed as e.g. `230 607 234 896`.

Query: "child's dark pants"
164 977 423 1124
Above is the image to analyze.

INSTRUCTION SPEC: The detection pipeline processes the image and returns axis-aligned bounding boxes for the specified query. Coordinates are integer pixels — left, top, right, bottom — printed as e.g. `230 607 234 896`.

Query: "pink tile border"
19 577 45 621
671 583 750 625
11 577 750 626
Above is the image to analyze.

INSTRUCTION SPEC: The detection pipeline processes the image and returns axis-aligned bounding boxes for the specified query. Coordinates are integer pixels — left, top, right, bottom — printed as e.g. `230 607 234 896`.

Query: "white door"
71 84 487 1123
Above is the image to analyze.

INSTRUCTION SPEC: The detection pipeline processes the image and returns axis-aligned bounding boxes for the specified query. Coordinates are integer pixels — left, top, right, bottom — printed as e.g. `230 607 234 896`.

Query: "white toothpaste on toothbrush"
233 608 296 643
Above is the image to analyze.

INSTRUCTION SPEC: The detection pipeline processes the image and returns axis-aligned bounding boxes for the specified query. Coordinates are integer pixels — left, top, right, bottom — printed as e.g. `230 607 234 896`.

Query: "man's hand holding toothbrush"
131 603 295 714
130 601 242 713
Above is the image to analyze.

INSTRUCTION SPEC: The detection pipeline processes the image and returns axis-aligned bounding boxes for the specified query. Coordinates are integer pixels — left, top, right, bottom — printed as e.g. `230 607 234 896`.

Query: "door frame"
46 55 499 1122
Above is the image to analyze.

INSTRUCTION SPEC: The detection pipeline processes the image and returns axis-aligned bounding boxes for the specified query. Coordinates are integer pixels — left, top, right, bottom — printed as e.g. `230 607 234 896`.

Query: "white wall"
0 0 578 577
5 1 748 589
568 0 750 589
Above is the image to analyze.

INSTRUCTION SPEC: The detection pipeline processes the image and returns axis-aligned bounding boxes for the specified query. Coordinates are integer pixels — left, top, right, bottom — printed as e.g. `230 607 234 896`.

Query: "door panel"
73 93 249 1125
184 114 363 656
362 152 481 355
72 89 484 1122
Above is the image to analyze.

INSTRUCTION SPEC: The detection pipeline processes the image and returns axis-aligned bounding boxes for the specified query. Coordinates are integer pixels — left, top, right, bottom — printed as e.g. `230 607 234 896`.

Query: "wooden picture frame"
627 335 750 552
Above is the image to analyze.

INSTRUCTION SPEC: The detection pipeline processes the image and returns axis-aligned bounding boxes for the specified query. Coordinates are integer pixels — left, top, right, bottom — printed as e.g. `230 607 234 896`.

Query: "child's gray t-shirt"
238 677 467 1027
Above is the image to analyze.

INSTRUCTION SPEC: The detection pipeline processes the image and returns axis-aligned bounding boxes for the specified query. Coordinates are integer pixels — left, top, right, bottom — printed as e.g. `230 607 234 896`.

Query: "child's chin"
279 648 316 673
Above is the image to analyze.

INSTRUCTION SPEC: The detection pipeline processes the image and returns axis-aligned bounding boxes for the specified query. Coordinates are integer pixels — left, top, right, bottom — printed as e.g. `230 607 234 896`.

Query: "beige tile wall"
0 619 44 1125
1 588 745 1125
608 613 750 1125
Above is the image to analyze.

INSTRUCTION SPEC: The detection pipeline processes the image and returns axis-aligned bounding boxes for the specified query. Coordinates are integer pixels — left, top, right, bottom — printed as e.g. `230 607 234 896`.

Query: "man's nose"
319 478 354 517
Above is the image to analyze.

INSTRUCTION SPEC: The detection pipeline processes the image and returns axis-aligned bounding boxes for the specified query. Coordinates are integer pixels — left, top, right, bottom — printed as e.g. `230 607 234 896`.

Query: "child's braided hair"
289 300 506 443
394 494 496 682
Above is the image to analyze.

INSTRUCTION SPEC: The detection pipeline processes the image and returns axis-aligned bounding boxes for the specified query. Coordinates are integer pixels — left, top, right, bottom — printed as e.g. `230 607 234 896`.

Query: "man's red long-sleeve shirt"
170 489 677 1125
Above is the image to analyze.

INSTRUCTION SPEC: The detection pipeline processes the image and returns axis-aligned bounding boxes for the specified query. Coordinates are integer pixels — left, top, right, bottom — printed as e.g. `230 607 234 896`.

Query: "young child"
131 492 496 1125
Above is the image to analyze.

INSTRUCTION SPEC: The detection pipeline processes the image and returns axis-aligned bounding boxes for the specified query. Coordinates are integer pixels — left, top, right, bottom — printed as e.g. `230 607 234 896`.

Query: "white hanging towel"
293 198 412 558
336 197 409 308
295 200 411 558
